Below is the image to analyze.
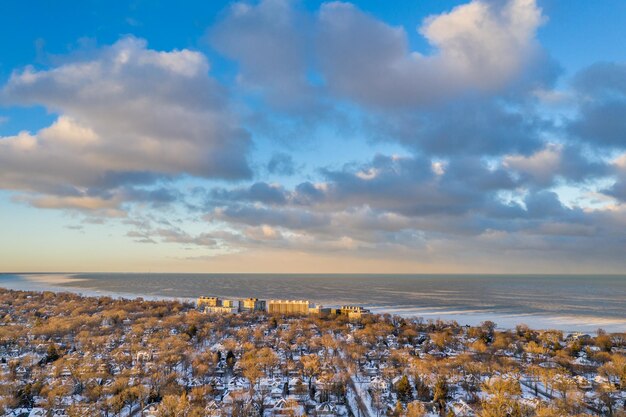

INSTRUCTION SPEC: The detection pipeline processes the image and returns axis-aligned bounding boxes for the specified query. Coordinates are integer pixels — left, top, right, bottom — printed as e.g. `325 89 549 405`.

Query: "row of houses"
197 296 371 319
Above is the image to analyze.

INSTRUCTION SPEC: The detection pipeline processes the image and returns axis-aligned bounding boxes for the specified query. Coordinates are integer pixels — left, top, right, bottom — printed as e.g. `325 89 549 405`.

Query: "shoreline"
1 272 624 334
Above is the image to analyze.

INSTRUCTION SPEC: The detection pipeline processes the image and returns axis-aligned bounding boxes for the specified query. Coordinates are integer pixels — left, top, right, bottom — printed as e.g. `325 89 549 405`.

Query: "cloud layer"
1 0 626 271
1 37 250 213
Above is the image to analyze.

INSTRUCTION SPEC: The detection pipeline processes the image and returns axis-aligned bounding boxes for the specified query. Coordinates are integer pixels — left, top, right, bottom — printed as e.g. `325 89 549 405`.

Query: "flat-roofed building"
308 304 331 315
204 305 239 314
198 297 240 314
267 300 310 315
340 305 371 320
197 296 220 308
241 298 266 312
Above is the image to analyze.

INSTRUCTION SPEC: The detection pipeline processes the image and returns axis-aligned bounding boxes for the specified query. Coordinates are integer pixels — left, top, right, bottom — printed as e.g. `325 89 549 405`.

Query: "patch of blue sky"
0 106 56 137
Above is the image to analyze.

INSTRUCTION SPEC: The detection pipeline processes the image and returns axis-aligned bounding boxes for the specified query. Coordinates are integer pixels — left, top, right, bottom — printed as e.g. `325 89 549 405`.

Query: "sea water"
1 273 624 333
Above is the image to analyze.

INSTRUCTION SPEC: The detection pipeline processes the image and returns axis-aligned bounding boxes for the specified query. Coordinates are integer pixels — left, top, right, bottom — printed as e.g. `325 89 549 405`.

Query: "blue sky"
1 0 626 273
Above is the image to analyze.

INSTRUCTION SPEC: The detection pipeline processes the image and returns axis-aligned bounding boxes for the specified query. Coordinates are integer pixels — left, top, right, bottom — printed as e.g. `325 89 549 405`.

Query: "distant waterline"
1 273 625 333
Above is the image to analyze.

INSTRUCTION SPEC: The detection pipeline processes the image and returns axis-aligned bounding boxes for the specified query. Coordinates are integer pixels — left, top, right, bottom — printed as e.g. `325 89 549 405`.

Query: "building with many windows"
267 300 311 315
198 296 240 314
241 298 266 312
197 296 220 308
340 305 371 319
204 304 239 314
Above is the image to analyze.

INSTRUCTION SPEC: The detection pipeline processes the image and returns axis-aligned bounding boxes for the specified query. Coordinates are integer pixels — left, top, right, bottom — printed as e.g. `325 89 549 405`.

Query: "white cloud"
0 37 251 212
38 116 99 146
421 0 543 89
318 0 545 107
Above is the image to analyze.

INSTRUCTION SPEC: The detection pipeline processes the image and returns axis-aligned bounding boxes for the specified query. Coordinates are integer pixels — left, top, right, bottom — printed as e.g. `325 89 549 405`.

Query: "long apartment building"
266 299 311 315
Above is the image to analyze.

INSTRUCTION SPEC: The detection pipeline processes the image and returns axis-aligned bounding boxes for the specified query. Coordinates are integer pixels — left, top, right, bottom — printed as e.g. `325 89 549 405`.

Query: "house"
362 364 379 376
136 350 152 362
369 375 389 393
450 400 474 417
315 402 338 417
205 400 222 417
227 376 251 393
272 398 304 417
141 404 159 417
288 377 308 398
574 375 593 390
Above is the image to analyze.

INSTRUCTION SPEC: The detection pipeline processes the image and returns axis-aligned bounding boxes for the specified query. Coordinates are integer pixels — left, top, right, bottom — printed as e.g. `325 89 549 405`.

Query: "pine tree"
395 375 413 403
433 376 449 415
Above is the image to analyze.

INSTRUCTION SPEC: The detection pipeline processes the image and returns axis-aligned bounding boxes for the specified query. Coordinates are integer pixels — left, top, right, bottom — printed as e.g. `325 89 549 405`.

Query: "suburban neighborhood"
0 289 624 417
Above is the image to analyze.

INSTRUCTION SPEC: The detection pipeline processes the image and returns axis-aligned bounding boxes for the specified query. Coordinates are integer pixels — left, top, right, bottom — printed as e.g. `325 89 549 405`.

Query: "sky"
1 0 626 273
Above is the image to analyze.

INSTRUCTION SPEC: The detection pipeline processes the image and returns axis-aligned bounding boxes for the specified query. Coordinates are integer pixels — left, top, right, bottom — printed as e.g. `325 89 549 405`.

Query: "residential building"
241 297 266 312
267 300 310 315
197 296 220 308
204 304 239 314
199 297 240 313
340 305 371 319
